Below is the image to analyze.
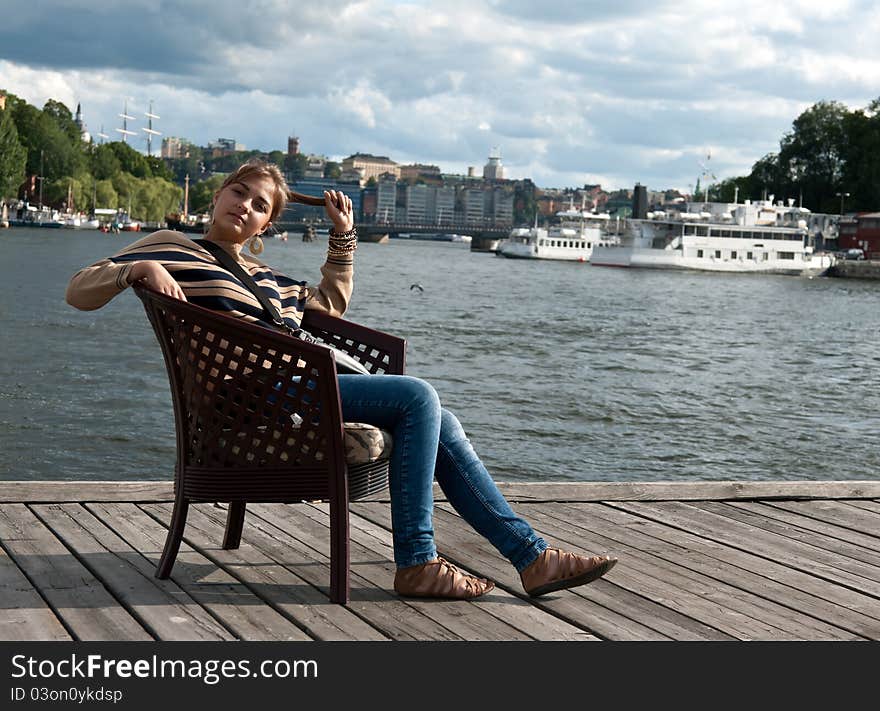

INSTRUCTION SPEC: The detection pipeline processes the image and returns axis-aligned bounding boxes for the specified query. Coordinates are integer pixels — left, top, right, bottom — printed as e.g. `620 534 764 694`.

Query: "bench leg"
223 502 246 550
328 497 350 604
156 498 189 579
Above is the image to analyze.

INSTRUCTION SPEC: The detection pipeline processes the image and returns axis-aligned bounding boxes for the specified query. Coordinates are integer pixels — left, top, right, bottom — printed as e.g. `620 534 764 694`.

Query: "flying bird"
410 283 424 293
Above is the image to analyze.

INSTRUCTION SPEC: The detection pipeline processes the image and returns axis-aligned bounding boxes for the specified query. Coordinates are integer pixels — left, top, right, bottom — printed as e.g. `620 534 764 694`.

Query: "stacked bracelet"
328 226 358 258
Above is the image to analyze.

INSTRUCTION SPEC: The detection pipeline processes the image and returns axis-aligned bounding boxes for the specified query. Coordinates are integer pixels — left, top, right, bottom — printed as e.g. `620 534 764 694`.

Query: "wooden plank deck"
1 480 879 641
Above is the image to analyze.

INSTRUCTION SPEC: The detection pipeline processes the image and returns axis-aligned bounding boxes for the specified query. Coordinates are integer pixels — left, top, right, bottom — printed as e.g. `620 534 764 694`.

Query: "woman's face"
212 174 276 242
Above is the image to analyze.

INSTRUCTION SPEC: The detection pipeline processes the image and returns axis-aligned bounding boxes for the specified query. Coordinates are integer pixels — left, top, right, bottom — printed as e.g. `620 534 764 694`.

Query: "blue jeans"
337 374 548 571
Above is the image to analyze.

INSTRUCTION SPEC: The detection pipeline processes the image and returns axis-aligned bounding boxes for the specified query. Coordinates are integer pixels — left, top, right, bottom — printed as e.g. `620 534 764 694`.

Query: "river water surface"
1 227 878 483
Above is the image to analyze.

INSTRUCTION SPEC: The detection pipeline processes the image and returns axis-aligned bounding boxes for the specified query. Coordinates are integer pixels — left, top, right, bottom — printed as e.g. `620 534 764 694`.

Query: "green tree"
840 101 880 211
91 143 122 180
777 100 850 213
44 176 87 211
284 153 309 181
188 174 226 213
324 161 341 179
42 99 82 146
707 176 750 203
132 176 183 222
95 179 118 210
107 141 152 178
746 153 782 202
0 104 27 198
146 155 173 181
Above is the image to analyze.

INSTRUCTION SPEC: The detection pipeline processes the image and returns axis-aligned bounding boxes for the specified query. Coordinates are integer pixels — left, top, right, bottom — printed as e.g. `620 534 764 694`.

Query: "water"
2 227 878 483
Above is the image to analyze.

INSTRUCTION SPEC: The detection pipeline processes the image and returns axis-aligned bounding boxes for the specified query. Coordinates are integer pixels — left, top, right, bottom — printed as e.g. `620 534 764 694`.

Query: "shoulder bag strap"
193 238 295 335
193 239 370 375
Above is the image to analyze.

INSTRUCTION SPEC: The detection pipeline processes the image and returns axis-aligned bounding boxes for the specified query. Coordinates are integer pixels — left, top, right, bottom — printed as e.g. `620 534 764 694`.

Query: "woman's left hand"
324 190 355 232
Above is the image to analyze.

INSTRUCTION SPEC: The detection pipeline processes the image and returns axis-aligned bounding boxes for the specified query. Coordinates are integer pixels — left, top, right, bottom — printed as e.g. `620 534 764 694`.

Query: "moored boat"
499 209 617 262
590 199 835 276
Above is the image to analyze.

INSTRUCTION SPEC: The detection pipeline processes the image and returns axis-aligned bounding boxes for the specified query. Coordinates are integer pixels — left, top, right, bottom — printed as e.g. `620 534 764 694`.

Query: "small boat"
499 209 617 262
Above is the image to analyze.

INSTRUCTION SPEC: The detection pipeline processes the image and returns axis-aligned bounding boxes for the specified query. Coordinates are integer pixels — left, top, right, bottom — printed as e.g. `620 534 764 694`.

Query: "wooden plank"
611 501 880 599
88 503 311 641
0 504 150 641
318 503 598 642
764 500 880 537
844 500 880 514
727 502 880 553
250 502 535 641
0 541 70 641
4 480 880 504
691 502 880 572
543 502 864 640
30 503 233 641
493 481 880 502
143 503 389 641
0 482 174 503
522 504 853 640
195 502 463 641
571 501 880 639
353 501 674 641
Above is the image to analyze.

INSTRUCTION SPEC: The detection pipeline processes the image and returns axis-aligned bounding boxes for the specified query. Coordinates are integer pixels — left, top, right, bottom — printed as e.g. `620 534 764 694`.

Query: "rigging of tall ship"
589 194 837 277
498 200 620 262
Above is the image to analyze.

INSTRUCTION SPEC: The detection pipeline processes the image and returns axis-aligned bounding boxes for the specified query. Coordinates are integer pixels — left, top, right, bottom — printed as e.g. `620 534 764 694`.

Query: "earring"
248 234 264 255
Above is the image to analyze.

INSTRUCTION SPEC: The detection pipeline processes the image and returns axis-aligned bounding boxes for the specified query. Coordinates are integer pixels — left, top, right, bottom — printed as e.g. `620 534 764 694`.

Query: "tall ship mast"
116 100 136 143
143 101 161 156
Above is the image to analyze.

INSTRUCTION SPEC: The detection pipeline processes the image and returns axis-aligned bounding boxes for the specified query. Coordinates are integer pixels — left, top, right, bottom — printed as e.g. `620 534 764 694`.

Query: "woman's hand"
129 261 187 301
324 190 354 233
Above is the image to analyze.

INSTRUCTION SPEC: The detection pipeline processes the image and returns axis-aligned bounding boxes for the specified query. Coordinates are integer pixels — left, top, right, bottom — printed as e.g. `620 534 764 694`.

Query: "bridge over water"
275 220 511 251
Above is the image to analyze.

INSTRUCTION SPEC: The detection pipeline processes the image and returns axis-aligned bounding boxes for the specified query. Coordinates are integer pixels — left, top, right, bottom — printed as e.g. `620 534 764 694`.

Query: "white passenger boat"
590 199 835 276
499 209 618 262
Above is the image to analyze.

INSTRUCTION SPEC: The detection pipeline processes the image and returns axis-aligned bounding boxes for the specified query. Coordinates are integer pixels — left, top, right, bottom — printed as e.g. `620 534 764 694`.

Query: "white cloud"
2 0 879 194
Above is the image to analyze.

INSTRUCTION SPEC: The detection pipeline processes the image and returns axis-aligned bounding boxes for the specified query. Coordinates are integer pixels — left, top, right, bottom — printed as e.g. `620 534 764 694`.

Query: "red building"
838 212 880 259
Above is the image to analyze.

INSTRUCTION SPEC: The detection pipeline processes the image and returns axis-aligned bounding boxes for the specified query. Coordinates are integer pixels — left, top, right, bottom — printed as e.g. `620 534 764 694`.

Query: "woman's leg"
435 408 548 572
337 375 616 597
336 374 441 569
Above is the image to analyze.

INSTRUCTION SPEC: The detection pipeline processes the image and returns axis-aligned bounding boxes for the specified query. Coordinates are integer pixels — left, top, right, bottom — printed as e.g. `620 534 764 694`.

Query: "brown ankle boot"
394 557 495 599
520 549 617 597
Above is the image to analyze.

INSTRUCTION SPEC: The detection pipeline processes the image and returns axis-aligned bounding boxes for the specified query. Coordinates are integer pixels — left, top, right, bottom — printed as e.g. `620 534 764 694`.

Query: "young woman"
67 159 617 600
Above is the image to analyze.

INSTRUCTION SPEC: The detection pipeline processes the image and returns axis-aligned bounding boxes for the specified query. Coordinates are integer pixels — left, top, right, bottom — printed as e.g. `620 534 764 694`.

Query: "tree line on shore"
0 91 339 222
708 99 880 214
0 91 183 222
3 92 878 223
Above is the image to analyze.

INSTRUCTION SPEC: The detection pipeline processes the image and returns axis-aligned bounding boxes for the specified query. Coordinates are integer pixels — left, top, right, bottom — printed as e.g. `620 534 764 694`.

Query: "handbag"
194 239 370 375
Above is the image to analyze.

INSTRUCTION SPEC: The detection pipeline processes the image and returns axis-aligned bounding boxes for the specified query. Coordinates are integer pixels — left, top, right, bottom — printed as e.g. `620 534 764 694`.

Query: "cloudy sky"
2 0 879 193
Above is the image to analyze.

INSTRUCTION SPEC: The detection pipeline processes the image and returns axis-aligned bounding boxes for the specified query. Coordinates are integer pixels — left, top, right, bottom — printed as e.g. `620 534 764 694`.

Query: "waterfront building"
490 186 514 225
161 137 191 159
74 103 91 143
362 185 377 222
838 212 880 258
483 148 504 180
304 155 326 178
342 153 400 181
282 176 362 223
405 184 429 223
400 163 441 182
462 187 485 223
432 186 456 225
376 173 397 223
208 138 245 158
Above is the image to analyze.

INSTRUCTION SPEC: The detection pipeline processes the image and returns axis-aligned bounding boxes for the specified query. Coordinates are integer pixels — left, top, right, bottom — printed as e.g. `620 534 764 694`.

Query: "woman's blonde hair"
219 159 290 223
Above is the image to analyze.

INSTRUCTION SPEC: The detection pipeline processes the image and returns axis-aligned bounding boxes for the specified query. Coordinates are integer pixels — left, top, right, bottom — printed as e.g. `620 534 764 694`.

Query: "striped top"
66 230 353 329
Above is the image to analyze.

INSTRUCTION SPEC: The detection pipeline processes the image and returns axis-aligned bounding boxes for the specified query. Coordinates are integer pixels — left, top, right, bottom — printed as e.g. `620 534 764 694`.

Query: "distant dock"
1 480 879 641
829 259 880 279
